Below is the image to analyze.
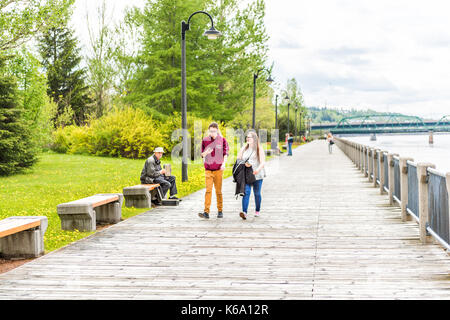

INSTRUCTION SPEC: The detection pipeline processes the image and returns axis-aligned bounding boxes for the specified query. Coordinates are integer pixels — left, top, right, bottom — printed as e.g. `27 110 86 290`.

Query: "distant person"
236 131 266 219
327 132 334 154
198 122 229 219
140 147 179 200
287 133 294 156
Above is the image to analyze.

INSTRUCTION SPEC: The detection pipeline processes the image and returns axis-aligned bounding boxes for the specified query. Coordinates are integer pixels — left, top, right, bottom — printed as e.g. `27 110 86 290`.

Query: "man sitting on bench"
140 147 179 200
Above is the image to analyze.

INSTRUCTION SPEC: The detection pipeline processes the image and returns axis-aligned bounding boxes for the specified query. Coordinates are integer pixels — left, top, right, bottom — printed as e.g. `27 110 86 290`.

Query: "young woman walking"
237 131 266 219
327 132 334 154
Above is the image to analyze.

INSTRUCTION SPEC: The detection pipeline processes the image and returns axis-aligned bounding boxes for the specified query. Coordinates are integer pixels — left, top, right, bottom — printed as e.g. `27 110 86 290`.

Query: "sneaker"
169 195 179 200
239 212 247 220
198 212 209 219
254 211 260 217
217 211 223 218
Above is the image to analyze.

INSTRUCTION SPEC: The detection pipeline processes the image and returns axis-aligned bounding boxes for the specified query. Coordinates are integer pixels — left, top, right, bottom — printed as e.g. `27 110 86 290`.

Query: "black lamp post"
284 93 290 135
274 94 279 130
270 94 279 151
299 110 303 138
294 105 298 142
252 69 274 129
181 11 221 182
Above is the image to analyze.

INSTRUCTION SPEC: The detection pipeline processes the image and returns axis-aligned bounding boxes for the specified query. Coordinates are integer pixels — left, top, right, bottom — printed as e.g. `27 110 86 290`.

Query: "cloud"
299 71 397 93
265 0 450 119
273 38 303 49
318 46 372 66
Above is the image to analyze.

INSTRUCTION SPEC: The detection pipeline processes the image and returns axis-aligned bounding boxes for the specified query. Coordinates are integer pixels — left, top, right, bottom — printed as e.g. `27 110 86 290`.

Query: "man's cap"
153 147 164 153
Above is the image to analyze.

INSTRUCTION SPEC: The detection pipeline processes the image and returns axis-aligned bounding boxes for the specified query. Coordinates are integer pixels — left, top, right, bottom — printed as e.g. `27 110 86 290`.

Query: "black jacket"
232 160 256 196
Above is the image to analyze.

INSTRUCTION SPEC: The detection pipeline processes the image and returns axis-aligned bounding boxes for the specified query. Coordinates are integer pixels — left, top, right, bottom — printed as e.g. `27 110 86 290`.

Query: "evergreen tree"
124 0 269 122
38 21 91 125
0 56 38 176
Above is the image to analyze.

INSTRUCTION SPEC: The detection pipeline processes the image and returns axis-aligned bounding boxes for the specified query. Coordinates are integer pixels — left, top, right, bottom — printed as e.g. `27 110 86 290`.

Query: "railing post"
357 144 361 169
364 146 368 177
368 148 374 182
387 153 399 205
387 153 395 204
399 157 414 222
360 145 364 173
379 151 386 195
373 149 380 187
351 142 354 161
417 162 435 244
446 173 450 231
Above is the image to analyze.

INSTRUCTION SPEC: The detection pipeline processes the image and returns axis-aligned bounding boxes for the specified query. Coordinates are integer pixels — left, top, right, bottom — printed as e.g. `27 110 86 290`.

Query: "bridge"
311 114 450 134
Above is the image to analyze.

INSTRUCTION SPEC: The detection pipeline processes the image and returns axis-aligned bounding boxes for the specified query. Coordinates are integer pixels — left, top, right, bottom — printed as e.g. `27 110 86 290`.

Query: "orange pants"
204 170 223 213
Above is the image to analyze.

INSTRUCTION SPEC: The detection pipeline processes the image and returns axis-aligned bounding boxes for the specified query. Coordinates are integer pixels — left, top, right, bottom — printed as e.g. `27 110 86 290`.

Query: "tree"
38 18 91 126
0 0 74 52
124 0 269 122
85 0 116 118
111 10 141 102
0 55 38 175
5 47 57 148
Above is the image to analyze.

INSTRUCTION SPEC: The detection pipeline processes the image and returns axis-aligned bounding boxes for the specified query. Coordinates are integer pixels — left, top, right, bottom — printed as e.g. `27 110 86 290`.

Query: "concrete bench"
123 184 162 208
57 193 123 232
0 216 48 259
123 184 180 207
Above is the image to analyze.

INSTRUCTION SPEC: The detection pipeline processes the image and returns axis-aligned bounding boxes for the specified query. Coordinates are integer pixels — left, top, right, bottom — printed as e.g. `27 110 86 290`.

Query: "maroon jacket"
201 135 229 171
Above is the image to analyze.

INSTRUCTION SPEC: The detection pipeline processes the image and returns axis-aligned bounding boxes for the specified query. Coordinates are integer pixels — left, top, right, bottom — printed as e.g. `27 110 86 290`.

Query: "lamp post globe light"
181 11 221 182
252 69 274 129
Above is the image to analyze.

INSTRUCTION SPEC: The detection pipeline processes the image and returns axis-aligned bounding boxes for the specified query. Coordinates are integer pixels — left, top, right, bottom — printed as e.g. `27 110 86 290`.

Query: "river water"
342 133 450 174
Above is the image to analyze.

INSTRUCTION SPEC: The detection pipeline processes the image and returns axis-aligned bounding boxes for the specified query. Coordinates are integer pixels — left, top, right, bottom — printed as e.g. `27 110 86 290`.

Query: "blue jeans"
288 142 293 155
242 179 263 213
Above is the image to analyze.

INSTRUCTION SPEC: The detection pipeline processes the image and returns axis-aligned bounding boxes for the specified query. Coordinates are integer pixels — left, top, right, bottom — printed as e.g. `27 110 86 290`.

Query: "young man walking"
198 122 229 219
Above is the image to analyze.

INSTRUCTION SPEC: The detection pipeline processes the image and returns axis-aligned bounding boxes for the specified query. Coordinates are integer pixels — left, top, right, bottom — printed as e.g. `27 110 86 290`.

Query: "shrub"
51 107 168 159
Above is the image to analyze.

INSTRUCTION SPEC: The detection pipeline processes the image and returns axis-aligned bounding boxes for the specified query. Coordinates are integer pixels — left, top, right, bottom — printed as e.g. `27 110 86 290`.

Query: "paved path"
0 140 449 299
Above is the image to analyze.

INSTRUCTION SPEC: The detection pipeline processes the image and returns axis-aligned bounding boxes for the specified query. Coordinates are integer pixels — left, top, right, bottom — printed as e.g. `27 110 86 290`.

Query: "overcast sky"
72 0 450 119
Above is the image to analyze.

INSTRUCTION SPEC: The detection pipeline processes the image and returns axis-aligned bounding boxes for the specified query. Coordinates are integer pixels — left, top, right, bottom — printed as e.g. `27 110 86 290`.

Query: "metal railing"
335 137 450 252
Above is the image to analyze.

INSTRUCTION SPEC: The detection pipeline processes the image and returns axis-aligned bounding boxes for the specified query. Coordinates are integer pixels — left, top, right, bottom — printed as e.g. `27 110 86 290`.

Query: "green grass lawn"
0 151 234 252
0 142 304 253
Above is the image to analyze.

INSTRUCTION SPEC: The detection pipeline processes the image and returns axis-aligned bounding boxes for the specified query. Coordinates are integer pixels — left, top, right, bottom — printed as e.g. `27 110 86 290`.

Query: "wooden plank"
0 219 41 238
91 195 119 208
59 195 119 208
140 184 160 191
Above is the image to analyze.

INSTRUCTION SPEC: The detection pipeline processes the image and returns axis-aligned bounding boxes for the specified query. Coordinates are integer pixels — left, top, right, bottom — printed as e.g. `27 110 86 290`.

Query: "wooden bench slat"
0 218 41 229
59 195 119 208
141 184 160 191
0 220 41 238
91 195 119 208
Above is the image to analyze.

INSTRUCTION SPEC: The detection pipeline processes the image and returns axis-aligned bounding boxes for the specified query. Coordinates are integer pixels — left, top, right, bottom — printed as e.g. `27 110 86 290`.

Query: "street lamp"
270 94 279 151
252 69 274 129
181 11 221 182
294 105 298 142
274 94 279 129
299 110 303 139
284 93 290 135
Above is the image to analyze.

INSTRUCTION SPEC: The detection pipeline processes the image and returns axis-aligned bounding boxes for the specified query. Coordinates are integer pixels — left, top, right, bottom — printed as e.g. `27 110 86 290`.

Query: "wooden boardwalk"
0 140 449 299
